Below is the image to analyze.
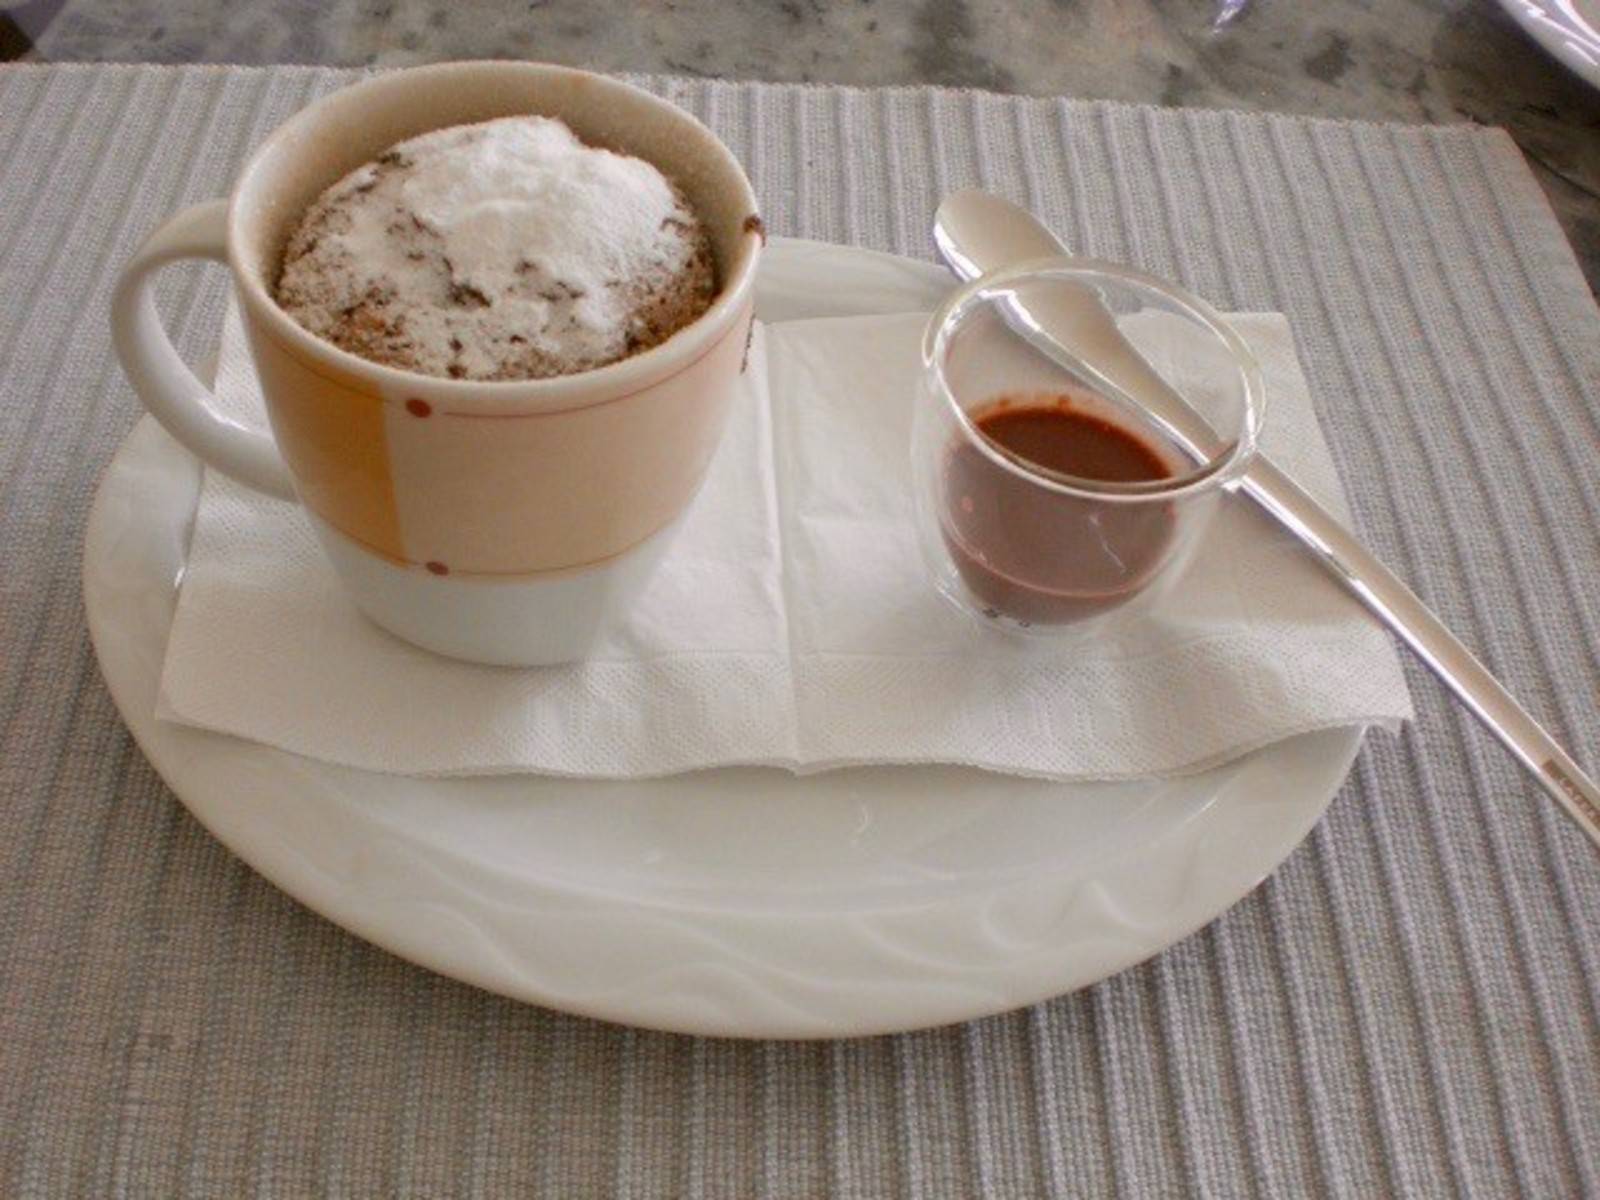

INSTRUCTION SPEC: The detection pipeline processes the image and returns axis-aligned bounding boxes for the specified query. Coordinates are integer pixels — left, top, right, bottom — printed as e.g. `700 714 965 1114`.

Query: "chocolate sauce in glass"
941 397 1177 625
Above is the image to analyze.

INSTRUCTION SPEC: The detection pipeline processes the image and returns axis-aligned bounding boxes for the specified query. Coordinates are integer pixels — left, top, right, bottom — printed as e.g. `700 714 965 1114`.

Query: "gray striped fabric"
2 64 1598 1198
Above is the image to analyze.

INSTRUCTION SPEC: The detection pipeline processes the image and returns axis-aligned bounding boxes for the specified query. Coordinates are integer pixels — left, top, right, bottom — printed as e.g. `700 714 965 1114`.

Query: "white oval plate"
1499 0 1600 88
84 238 1361 1039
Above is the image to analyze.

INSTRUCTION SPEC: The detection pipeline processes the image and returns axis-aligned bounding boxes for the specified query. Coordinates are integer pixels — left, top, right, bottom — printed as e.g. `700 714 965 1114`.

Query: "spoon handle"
1012 301 1600 846
1008 286 1600 847
1241 456 1600 848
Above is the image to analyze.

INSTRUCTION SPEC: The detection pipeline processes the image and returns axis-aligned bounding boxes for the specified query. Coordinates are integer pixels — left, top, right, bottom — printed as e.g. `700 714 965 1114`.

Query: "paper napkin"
156 304 1412 777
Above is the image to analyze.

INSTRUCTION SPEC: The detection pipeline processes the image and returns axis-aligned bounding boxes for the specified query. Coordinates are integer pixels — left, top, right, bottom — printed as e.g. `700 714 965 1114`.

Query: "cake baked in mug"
111 61 764 666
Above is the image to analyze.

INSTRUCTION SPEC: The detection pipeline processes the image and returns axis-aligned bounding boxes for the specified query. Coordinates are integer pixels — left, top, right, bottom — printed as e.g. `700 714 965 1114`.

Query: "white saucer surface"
84 238 1362 1038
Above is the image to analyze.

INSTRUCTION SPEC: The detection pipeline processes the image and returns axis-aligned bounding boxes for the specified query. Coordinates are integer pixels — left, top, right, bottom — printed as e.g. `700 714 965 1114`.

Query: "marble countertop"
6 0 1597 291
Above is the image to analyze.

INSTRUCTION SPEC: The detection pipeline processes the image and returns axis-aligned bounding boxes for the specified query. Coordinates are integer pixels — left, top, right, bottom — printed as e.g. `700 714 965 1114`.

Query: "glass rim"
922 256 1266 503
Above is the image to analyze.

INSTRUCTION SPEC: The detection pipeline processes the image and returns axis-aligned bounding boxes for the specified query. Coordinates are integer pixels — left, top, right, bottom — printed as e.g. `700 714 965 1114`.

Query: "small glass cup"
912 257 1265 639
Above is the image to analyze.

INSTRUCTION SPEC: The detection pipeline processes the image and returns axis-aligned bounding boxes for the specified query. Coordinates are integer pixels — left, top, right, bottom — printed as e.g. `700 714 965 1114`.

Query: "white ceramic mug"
112 61 763 666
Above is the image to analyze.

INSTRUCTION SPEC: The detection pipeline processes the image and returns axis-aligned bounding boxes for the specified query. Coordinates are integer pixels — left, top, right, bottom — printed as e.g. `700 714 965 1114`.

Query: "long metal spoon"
934 188 1600 849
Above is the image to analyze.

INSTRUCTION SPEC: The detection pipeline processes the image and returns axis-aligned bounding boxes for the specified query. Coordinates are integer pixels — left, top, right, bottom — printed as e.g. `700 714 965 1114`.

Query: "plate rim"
84 236 1364 1038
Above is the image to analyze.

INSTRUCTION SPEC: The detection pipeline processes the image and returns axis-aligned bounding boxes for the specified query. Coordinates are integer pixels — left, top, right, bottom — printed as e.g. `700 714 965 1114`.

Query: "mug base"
308 513 682 667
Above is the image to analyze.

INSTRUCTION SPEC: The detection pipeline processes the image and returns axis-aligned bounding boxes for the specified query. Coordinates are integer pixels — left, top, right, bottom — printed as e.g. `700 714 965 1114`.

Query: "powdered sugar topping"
275 116 716 380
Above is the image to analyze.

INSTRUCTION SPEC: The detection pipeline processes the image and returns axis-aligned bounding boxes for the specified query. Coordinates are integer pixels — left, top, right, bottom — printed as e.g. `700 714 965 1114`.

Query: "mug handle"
110 200 296 500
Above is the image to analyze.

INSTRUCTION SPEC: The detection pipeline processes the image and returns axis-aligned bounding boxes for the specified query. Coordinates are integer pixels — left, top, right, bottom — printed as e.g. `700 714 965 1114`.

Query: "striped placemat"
1 63 1597 1196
